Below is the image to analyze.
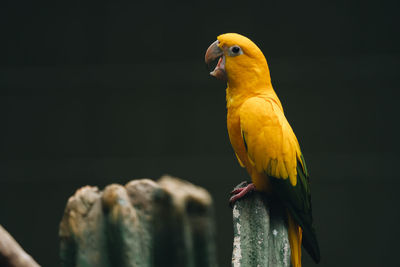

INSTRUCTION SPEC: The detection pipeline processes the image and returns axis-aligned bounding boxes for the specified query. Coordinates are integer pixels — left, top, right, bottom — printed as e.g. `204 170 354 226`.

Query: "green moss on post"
59 176 217 267
59 186 111 267
231 182 291 267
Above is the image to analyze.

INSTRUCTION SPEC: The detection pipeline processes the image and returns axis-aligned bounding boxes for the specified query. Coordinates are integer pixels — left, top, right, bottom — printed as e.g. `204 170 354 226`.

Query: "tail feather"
287 211 302 267
287 208 321 264
302 223 321 263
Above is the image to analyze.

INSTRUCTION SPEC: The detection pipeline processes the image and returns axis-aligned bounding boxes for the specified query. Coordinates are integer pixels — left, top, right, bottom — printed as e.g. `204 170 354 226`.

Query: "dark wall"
1 1 399 266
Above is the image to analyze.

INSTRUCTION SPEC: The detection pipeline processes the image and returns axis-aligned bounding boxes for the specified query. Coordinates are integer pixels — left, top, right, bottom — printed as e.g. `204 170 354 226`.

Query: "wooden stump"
59 176 217 267
231 182 291 267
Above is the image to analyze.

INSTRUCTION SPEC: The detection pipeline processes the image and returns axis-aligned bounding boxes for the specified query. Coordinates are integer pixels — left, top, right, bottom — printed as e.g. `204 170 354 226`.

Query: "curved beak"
205 40 226 81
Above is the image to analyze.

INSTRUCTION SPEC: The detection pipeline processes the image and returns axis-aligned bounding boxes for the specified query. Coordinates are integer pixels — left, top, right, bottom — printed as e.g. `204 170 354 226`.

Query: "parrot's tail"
287 211 302 267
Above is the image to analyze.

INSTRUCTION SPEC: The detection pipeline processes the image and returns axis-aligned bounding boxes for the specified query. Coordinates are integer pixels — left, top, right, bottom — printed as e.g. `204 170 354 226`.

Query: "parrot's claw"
230 187 244 195
229 183 255 208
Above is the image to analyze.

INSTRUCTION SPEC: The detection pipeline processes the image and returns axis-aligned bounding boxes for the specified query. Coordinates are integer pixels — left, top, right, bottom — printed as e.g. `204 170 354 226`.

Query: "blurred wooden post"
0 225 41 267
59 176 217 267
231 182 291 267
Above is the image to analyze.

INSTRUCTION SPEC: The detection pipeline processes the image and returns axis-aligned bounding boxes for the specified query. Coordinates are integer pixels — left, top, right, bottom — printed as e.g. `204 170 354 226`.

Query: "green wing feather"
269 153 320 263
239 97 320 262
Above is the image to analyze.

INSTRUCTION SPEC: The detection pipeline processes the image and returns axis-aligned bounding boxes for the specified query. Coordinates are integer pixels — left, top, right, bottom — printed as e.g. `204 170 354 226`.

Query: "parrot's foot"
229 183 255 207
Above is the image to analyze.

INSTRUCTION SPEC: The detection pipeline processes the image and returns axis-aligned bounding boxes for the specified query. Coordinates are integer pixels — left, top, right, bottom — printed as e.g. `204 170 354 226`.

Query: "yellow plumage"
205 33 320 266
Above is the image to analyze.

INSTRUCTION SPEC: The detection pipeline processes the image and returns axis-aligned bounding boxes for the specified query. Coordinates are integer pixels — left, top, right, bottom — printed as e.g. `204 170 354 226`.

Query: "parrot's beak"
205 40 226 81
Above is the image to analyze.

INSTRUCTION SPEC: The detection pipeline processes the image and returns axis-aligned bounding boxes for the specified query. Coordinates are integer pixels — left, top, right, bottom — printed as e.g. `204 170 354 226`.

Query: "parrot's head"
205 33 270 87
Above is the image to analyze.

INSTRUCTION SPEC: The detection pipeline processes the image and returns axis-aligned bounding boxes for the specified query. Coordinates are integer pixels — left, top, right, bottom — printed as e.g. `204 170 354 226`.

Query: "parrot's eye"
228 45 243 57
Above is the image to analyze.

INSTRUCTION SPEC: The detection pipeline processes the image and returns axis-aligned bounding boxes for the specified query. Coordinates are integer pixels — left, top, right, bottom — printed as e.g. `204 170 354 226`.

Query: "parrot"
204 33 320 267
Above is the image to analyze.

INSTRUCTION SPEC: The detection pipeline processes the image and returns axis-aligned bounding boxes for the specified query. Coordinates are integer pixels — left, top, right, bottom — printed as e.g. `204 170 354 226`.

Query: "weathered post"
0 225 41 267
231 182 291 267
59 176 217 267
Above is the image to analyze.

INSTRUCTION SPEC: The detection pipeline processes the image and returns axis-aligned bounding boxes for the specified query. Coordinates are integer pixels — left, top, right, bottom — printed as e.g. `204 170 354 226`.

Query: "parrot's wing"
239 97 320 263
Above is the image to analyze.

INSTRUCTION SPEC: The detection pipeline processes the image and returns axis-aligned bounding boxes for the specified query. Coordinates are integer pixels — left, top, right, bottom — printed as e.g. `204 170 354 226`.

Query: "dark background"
1 0 399 266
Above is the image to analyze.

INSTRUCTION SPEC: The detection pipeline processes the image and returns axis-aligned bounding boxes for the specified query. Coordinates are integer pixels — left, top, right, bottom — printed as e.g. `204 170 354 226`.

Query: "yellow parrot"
205 33 320 267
